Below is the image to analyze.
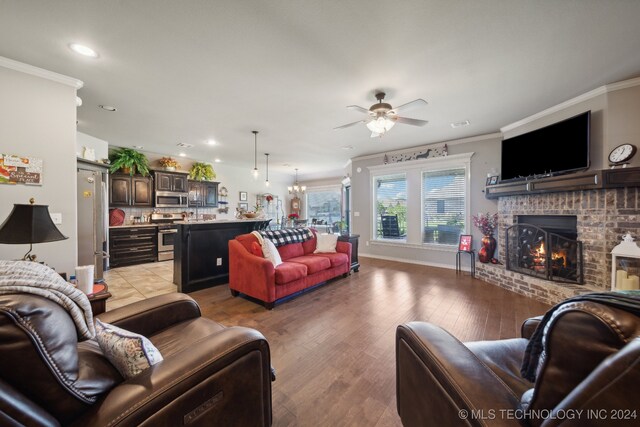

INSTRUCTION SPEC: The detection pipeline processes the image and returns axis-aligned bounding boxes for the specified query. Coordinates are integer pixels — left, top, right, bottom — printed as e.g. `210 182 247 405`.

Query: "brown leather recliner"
0 292 273 426
396 301 640 426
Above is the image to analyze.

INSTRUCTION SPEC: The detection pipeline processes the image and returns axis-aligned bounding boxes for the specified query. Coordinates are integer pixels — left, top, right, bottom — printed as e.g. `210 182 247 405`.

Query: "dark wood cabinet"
155 171 188 192
109 226 157 267
109 173 153 207
188 181 219 207
338 234 360 272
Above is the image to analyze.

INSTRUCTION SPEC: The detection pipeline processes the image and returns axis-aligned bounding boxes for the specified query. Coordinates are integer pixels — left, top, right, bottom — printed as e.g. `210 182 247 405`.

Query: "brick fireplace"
476 187 640 305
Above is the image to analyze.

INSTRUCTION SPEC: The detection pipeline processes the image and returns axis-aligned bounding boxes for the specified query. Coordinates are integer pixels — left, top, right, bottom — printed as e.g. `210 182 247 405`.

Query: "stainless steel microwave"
155 191 189 208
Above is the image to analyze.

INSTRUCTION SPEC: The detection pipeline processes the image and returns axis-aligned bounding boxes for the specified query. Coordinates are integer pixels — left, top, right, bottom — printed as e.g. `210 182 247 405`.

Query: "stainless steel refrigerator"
77 160 109 279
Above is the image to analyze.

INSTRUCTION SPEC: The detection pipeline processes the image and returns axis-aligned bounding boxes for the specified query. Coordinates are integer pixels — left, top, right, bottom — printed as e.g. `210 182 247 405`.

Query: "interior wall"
351 134 501 268
0 66 78 276
77 131 108 161
606 84 640 168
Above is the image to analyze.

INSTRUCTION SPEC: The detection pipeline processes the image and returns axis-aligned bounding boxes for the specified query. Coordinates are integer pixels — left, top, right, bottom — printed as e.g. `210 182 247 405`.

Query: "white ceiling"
1 1 640 179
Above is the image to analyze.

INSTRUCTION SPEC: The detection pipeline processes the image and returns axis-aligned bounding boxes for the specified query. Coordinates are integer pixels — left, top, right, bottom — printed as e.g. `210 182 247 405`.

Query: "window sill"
370 239 459 252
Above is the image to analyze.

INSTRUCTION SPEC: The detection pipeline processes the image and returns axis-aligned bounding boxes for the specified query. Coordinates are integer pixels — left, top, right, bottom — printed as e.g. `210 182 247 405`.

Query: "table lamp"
0 198 68 261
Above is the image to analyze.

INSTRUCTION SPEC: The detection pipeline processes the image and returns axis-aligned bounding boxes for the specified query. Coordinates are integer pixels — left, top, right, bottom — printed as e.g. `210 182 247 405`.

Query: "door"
156 173 172 191
109 175 130 206
132 176 152 206
204 182 218 207
173 175 188 192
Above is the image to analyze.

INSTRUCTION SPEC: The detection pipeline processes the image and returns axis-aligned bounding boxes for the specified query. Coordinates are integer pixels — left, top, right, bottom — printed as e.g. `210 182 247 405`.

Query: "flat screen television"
500 111 590 182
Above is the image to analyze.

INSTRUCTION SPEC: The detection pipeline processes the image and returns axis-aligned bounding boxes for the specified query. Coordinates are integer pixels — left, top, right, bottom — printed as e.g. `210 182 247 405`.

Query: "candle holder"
610 233 640 291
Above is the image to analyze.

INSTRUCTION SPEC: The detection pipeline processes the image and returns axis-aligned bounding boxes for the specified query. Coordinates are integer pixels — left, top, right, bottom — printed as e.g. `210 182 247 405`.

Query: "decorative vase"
478 234 496 263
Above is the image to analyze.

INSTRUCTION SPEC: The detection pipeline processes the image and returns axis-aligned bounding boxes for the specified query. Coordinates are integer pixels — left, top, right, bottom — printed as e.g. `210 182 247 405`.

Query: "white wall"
351 134 501 269
77 131 108 161
0 60 80 276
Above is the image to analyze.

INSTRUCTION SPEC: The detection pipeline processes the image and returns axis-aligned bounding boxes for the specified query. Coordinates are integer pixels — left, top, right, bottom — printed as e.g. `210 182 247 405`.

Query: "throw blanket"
0 260 95 340
521 291 640 382
260 227 314 247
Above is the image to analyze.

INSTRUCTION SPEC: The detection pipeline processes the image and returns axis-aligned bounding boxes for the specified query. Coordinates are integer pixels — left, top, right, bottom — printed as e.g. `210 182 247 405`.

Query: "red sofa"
229 230 352 309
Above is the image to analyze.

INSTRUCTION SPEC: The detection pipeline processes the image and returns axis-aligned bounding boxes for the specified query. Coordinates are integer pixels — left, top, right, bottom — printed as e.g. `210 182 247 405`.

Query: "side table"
88 282 112 315
455 250 475 277
338 234 360 273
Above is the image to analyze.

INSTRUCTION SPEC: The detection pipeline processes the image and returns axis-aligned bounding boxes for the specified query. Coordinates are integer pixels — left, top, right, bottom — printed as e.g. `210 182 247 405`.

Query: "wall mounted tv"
500 111 590 182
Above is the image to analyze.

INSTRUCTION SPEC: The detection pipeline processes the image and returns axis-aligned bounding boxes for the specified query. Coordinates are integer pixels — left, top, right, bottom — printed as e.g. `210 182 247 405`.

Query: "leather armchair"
0 292 272 426
396 301 640 426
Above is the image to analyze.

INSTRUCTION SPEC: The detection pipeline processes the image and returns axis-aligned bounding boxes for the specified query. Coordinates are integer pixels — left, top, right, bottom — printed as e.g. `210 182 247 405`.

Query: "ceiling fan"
334 92 428 138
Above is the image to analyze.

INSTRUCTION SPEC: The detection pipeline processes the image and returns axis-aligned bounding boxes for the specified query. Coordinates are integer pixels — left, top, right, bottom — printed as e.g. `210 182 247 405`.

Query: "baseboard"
359 253 455 270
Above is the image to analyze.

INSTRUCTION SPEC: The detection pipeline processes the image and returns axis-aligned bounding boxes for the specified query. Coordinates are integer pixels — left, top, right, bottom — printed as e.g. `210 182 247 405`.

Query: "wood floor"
189 257 550 427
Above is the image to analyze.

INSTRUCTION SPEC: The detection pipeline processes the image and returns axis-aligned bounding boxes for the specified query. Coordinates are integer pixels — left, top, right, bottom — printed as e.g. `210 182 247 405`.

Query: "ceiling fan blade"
389 98 427 114
334 119 368 130
346 105 372 115
394 116 429 127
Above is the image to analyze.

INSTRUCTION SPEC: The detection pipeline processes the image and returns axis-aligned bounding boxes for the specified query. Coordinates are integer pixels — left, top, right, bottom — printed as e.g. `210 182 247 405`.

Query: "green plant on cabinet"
109 148 150 176
189 162 216 181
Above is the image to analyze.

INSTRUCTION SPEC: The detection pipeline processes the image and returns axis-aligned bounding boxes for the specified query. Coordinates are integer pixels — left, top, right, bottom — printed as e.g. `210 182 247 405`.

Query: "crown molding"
501 76 640 133
0 56 83 89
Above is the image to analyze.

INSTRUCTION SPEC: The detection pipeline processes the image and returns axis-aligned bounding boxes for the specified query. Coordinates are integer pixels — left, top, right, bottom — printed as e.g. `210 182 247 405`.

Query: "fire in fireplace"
505 216 583 284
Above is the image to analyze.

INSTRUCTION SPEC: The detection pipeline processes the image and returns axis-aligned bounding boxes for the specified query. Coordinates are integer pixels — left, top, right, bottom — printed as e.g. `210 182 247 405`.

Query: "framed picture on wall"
239 191 247 201
238 202 248 211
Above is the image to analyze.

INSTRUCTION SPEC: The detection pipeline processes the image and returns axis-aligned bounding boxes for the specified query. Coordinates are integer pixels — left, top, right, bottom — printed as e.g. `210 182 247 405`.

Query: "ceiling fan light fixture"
366 116 395 134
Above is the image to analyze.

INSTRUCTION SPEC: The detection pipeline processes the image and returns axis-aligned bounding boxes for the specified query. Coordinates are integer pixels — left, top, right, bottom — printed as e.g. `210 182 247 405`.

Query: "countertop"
109 223 158 229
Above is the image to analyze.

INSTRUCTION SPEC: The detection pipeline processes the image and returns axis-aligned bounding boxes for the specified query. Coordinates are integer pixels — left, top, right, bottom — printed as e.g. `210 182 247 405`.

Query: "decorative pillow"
314 233 338 253
94 319 163 379
262 238 283 267
250 241 263 257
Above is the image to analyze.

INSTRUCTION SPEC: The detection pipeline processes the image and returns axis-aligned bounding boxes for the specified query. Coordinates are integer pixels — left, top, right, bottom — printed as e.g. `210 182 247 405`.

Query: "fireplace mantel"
485 166 640 199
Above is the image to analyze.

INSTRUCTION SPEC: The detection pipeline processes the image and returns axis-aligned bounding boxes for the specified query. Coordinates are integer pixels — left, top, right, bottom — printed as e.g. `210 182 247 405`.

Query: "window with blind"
374 173 407 240
423 168 466 245
306 187 342 227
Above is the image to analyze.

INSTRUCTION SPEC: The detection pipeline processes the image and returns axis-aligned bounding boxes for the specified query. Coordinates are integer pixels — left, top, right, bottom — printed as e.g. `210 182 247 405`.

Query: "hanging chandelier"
288 168 306 195
251 130 259 179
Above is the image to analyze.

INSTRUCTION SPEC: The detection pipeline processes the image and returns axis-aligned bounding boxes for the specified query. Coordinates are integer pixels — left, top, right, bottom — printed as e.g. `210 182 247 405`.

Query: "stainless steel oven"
157 225 177 261
155 191 188 208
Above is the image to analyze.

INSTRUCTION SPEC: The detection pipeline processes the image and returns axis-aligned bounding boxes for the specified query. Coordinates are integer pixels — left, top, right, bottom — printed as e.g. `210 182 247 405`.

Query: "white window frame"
372 172 408 242
368 152 473 250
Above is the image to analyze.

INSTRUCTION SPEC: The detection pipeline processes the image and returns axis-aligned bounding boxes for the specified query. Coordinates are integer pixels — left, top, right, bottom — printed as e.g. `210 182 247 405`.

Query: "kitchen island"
173 219 271 293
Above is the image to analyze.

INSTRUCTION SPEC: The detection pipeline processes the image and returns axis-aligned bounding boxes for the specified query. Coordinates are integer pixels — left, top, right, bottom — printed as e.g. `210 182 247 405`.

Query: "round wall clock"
608 143 637 165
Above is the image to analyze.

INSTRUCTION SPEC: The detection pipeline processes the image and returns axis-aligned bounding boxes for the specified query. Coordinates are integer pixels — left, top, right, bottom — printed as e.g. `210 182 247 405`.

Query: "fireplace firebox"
505 215 583 284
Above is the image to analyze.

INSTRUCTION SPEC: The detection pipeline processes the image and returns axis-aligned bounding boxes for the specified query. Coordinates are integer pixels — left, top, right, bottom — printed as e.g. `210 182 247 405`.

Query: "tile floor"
103 261 177 310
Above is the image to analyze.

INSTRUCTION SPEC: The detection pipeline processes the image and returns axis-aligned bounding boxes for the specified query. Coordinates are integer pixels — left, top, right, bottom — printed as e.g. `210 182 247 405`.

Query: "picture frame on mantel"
239 191 247 201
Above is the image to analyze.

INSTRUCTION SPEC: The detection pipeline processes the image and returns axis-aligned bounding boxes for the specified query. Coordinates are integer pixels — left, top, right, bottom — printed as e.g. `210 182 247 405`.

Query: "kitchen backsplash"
116 206 225 225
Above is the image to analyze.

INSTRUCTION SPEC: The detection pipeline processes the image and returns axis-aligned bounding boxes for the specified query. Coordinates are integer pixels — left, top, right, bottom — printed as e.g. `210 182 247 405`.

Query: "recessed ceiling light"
179 152 186 157
342 145 354 150
99 105 117 112
214 158 221 163
133 145 144 149
451 120 470 128
207 139 216 145
69 43 98 58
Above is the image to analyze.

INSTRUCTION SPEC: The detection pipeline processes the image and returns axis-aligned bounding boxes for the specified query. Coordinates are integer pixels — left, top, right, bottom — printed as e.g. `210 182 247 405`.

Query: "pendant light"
251 130 259 179
264 153 270 187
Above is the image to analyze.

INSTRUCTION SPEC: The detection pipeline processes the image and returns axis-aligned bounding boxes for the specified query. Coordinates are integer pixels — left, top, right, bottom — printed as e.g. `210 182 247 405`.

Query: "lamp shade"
0 203 67 244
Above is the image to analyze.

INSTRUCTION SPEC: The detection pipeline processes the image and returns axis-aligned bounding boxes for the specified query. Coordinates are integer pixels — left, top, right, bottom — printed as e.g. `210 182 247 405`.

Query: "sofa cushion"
314 234 338 253
314 252 349 268
262 239 283 267
236 233 259 253
302 231 317 254
277 242 304 260
287 255 331 274
274 262 308 285
95 319 164 379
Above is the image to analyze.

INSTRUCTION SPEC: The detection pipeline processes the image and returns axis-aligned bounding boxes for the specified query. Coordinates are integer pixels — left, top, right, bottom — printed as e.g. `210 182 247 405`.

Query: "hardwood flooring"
187 257 550 427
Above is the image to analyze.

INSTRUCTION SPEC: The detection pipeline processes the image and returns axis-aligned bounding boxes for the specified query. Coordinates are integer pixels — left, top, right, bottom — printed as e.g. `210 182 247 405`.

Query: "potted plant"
109 148 150 176
158 157 180 171
189 162 216 181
